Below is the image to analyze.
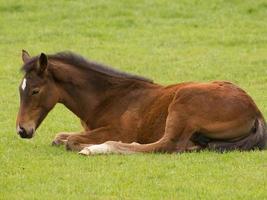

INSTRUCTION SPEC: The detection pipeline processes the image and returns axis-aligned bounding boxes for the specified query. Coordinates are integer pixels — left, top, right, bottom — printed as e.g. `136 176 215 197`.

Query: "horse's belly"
198 118 255 139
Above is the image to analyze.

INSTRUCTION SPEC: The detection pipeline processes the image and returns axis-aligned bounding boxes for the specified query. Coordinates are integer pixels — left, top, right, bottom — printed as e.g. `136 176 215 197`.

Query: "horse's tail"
207 118 267 152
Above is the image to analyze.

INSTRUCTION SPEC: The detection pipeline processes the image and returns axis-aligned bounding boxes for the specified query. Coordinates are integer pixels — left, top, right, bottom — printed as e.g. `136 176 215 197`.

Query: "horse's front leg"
52 120 90 146
52 132 79 146
65 126 122 151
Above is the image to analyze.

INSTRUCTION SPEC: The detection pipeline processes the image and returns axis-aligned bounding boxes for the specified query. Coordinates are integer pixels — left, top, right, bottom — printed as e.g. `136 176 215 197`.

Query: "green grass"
0 0 267 199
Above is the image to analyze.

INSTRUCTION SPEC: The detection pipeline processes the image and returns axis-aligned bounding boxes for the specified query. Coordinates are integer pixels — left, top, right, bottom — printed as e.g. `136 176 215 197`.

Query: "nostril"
17 125 23 133
17 126 27 138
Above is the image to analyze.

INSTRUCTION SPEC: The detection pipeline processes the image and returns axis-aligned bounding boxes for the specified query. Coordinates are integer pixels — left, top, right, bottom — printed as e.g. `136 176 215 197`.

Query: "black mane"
22 52 153 83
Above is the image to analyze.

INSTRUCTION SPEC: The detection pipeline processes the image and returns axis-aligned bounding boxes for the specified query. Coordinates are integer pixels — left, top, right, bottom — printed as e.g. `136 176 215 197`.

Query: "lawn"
0 0 267 199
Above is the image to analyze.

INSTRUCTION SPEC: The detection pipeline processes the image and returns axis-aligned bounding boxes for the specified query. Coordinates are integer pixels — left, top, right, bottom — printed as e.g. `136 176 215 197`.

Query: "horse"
16 50 267 155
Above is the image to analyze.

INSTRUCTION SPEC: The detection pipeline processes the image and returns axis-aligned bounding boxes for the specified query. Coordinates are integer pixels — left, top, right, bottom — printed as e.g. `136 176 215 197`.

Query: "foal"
16 50 267 155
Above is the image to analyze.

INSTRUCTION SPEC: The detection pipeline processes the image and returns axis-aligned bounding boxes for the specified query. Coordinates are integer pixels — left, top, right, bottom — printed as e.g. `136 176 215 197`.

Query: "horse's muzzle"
17 125 34 139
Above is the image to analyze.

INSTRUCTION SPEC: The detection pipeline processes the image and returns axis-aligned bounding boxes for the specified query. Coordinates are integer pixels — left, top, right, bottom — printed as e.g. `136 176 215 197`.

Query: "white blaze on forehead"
21 78 27 91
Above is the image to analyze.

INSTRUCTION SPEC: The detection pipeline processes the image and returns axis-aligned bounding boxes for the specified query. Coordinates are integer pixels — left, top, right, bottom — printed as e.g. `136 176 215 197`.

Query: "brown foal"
16 50 267 155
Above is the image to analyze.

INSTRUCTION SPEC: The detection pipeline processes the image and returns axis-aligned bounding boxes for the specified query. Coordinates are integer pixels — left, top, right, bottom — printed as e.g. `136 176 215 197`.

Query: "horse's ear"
22 49 31 63
38 53 48 74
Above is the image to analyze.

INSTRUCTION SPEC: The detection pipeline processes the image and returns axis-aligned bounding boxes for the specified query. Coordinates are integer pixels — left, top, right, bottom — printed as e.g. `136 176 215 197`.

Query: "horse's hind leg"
80 125 196 155
80 101 197 155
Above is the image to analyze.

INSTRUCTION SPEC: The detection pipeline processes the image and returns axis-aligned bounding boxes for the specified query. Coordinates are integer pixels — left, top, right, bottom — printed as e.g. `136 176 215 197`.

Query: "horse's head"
16 50 59 139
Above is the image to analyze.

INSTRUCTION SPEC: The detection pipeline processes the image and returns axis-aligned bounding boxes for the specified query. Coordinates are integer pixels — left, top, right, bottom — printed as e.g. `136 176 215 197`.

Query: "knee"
66 136 79 151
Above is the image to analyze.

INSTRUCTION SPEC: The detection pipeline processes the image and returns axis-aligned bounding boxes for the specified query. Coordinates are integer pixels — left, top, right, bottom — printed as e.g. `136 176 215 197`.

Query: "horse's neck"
51 64 104 121
58 85 106 123
57 84 92 120
51 61 156 123
53 66 129 122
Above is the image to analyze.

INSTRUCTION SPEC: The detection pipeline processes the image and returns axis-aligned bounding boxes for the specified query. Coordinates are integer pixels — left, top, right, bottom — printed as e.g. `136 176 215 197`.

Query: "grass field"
1 0 267 199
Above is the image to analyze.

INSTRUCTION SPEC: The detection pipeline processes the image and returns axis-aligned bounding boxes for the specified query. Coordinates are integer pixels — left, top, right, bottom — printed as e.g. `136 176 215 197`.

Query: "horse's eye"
31 88 40 95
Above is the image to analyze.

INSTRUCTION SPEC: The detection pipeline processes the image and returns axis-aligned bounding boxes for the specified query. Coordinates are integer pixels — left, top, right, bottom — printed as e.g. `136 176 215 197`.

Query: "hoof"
51 140 59 146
